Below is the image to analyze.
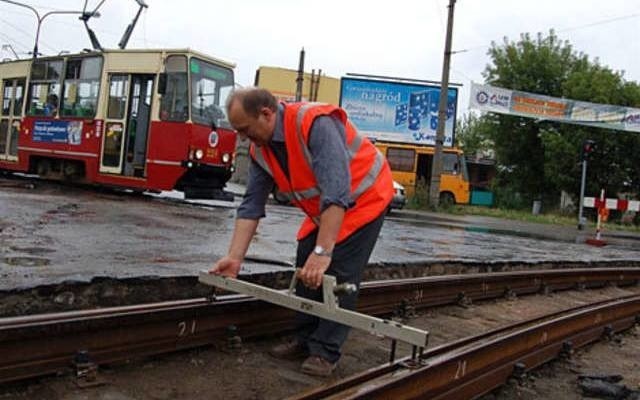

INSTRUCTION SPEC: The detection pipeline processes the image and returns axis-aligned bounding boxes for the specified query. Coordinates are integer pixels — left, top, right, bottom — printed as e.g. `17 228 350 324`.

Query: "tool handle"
334 283 357 295
289 269 356 295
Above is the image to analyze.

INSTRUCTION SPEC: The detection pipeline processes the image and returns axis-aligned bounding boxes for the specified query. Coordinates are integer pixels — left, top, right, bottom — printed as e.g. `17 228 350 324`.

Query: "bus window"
442 153 460 174
459 154 469 181
189 58 233 129
160 55 188 122
62 56 102 118
27 59 63 117
386 147 415 172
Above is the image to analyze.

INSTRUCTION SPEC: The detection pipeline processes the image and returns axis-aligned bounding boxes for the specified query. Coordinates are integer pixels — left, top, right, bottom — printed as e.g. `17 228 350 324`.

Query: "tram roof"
0 48 235 69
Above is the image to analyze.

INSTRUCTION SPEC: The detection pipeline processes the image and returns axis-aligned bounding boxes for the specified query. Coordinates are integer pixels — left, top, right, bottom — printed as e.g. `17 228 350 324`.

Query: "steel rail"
0 268 639 384
291 295 640 399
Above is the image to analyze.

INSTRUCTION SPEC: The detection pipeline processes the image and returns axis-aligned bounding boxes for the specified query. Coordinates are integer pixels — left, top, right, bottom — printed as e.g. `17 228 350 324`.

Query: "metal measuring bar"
198 271 429 348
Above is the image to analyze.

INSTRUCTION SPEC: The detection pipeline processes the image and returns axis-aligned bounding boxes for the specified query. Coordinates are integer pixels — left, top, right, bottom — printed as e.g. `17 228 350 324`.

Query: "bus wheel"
439 192 455 207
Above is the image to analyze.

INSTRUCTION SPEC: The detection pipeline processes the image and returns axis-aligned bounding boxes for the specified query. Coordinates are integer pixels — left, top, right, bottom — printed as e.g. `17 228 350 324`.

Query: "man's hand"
298 253 331 289
209 256 242 278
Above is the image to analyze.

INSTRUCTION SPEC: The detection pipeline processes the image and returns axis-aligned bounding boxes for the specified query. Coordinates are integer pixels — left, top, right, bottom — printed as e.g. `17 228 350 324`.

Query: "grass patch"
445 205 640 233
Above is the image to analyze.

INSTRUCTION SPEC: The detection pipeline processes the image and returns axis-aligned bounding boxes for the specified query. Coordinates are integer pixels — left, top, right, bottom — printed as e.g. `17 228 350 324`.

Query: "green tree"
455 112 495 158
482 30 640 210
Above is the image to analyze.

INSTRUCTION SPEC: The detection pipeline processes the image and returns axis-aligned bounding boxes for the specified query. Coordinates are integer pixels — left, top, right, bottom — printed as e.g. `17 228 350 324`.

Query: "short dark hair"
226 88 278 118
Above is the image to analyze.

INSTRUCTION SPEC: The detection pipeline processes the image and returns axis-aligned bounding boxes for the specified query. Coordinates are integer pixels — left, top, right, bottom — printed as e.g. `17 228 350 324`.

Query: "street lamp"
0 0 99 58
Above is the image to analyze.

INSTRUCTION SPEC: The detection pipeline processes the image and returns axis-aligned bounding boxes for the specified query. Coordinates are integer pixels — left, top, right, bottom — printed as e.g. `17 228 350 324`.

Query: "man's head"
226 88 278 146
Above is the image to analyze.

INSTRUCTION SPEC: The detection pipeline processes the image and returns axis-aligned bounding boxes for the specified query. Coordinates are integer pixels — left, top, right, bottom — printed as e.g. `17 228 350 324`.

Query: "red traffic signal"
582 140 595 161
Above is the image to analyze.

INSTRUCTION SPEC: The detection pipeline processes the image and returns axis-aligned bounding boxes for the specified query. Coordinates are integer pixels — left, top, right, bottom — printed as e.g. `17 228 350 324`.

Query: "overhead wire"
454 11 640 55
0 16 57 53
0 32 29 54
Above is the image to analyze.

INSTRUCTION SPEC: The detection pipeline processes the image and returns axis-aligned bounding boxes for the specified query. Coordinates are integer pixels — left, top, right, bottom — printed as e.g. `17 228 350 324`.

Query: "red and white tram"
0 48 237 199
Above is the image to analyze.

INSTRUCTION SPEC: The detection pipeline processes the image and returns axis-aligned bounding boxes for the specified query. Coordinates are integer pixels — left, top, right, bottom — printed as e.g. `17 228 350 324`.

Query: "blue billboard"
339 77 458 146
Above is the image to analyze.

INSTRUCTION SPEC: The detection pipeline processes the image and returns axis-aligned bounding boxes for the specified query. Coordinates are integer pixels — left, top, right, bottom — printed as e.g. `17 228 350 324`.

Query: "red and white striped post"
582 190 640 247
589 189 606 246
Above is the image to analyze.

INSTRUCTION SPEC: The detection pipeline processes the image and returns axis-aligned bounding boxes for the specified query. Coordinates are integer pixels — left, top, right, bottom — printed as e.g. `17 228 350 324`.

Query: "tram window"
386 148 415 172
14 80 24 117
1 79 23 117
189 58 233 128
2 82 10 116
62 57 102 118
160 55 188 122
107 75 129 120
27 60 63 116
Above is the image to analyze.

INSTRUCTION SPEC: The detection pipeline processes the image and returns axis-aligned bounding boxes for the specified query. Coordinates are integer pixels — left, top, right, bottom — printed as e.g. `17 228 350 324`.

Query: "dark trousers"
294 211 386 363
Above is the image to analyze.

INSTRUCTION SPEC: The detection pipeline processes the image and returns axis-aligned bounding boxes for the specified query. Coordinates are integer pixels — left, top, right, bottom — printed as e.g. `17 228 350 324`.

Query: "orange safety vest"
249 102 394 243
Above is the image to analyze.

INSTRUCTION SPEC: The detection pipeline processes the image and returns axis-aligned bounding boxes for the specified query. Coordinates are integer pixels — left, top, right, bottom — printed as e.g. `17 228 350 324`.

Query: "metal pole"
0 0 39 56
295 48 305 102
0 1 96 58
578 159 587 230
428 0 456 207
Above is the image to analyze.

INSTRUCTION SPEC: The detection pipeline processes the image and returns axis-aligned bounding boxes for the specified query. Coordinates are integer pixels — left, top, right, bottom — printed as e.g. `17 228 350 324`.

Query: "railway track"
1 268 639 390
291 294 640 399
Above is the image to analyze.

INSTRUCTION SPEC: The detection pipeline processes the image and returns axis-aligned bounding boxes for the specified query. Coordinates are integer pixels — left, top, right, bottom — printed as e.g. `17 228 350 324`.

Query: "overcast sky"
1 0 638 110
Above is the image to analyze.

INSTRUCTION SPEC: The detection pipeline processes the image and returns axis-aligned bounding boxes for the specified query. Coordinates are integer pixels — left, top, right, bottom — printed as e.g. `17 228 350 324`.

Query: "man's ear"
260 106 274 119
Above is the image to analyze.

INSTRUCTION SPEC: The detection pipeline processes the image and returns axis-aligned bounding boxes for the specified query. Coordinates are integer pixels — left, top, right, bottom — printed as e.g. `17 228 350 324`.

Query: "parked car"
273 181 407 211
389 180 407 210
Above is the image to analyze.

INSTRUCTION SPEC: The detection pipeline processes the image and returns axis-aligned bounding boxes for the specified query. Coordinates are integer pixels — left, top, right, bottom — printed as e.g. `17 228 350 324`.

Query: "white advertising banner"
469 82 640 133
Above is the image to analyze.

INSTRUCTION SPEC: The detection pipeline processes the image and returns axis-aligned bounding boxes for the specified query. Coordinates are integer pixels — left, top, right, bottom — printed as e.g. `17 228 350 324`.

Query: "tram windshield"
189 58 233 129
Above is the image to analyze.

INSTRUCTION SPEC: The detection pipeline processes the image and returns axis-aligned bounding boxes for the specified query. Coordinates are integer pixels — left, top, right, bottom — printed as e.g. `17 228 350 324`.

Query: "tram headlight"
222 153 231 163
195 149 204 160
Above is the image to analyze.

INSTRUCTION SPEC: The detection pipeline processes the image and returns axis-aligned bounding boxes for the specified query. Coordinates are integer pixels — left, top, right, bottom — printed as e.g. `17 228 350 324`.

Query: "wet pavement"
1 175 639 291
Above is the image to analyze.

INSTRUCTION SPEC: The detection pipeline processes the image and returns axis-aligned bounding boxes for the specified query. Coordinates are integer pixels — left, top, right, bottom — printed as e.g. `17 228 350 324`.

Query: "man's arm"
298 204 345 288
210 158 273 277
210 218 259 277
297 115 351 288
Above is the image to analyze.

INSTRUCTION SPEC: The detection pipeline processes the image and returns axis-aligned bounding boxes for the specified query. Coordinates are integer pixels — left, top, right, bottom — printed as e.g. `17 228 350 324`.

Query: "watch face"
313 245 323 255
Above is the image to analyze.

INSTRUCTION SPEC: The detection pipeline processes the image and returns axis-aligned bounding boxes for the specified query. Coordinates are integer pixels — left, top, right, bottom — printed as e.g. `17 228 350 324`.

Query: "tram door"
101 74 154 177
0 78 25 161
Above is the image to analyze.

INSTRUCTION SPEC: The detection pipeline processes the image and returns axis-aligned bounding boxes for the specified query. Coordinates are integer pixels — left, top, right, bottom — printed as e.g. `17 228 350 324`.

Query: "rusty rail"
291 295 640 399
0 268 638 384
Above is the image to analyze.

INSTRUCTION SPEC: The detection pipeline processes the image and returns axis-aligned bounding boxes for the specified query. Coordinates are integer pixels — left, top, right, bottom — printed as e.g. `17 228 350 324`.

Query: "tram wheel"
36 159 51 178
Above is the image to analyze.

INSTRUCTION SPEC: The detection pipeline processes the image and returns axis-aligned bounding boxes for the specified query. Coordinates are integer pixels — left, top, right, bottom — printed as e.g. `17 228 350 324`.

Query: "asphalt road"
1 176 639 291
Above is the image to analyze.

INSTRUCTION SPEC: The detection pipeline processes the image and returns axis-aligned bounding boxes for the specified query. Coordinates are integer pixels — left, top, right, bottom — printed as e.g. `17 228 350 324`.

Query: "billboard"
339 77 458 146
469 82 640 133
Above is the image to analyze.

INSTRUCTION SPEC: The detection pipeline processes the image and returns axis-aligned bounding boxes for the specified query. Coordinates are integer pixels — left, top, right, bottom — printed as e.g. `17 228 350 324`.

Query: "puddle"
3 257 51 267
9 246 55 255
390 216 571 243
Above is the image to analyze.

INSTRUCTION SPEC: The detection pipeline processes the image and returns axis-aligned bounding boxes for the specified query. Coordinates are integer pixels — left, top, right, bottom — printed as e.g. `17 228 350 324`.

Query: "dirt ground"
1 285 640 399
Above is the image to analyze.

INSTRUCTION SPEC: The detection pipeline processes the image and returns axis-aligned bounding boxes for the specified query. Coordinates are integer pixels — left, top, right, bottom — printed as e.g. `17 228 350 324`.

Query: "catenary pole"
428 0 456 207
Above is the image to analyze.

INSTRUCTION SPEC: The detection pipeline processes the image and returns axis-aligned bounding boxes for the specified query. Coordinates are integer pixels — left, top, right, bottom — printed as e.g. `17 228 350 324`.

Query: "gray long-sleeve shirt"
236 104 353 220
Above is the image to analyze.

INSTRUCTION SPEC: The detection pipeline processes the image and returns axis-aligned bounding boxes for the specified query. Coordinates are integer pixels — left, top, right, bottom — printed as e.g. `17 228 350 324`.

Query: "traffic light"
581 139 595 161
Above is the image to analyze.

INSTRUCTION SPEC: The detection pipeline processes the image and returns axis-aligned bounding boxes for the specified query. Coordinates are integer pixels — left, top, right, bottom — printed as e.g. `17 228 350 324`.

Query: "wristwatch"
313 245 332 258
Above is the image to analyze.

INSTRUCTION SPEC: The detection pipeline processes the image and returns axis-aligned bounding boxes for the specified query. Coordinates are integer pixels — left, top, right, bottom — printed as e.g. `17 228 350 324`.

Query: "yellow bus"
374 141 470 205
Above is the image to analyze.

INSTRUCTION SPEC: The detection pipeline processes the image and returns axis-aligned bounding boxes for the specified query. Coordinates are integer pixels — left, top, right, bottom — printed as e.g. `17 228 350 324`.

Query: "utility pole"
295 48 305 102
428 0 456 207
577 139 595 230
